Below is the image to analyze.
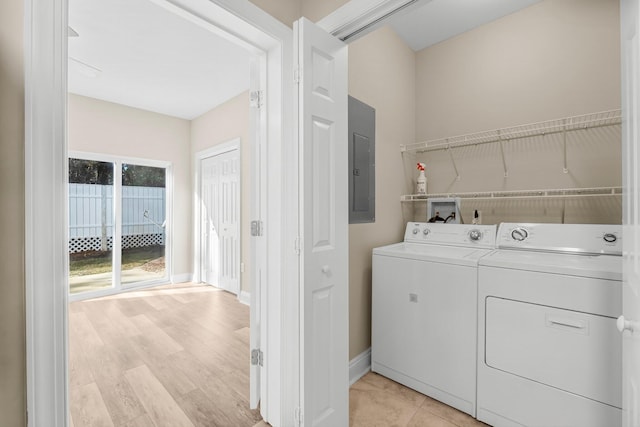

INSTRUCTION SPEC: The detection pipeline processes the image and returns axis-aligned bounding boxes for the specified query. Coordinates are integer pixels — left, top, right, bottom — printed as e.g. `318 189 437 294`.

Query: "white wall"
348 26 416 359
413 0 621 224
68 94 193 279
191 91 252 293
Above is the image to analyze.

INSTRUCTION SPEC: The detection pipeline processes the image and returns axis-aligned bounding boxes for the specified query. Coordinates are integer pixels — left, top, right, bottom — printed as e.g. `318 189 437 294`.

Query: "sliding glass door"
68 158 115 294
120 163 166 284
68 154 170 298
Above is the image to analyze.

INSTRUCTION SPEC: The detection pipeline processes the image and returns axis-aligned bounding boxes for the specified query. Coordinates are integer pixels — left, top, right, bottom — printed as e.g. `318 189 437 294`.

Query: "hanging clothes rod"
401 110 622 154
400 186 622 202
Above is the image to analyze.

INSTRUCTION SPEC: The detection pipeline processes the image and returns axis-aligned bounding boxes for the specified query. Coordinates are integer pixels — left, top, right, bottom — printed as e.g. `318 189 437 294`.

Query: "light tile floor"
350 372 488 427
254 371 489 427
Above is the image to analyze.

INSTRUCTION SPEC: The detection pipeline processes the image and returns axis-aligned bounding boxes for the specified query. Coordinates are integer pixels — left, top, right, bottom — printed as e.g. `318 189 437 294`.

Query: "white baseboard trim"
238 290 251 306
171 273 193 284
349 347 371 385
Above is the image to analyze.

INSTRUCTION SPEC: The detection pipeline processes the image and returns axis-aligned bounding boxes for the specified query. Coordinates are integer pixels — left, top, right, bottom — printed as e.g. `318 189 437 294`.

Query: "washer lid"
373 242 494 267
479 249 622 280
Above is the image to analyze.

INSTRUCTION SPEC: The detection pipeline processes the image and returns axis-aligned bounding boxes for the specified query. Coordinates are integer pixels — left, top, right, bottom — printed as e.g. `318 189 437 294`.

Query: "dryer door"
485 297 621 407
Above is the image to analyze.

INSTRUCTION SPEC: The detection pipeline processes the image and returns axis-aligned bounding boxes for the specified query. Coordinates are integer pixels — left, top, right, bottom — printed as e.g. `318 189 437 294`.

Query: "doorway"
26 0 293 425
198 141 241 296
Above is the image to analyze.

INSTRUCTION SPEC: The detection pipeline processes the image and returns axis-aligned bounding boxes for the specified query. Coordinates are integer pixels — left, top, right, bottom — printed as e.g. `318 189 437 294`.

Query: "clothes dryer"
477 223 622 427
372 222 497 417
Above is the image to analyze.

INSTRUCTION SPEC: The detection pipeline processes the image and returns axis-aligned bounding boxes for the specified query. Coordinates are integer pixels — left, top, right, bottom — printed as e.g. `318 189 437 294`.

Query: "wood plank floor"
69 282 262 427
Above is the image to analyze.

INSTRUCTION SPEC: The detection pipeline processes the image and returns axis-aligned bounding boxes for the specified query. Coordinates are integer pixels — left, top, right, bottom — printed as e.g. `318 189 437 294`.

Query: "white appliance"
477 223 622 427
372 222 497 416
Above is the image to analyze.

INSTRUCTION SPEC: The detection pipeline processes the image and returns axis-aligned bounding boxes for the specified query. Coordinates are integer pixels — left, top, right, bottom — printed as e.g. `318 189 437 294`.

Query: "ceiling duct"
317 0 431 42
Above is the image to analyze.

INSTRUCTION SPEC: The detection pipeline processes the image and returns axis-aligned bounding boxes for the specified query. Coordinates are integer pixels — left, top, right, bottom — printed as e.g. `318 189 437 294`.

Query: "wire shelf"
401 109 622 154
400 186 622 202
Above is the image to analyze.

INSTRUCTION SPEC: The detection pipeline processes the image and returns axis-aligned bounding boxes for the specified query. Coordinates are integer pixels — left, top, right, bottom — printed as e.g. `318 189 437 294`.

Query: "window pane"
68 158 114 294
121 163 166 285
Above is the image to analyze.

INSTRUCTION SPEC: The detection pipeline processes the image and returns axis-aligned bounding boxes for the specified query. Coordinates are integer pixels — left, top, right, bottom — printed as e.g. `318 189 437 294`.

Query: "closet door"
200 149 240 294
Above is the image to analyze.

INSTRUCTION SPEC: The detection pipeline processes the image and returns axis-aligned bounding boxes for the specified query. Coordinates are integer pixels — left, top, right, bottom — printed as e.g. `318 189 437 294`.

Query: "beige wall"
68 94 193 278
348 26 416 359
0 0 26 424
301 0 349 22
414 0 621 224
249 0 300 26
247 0 350 26
191 92 252 293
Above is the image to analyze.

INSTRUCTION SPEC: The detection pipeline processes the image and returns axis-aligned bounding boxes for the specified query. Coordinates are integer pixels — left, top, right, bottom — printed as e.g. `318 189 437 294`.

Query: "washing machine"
372 222 497 417
476 223 622 427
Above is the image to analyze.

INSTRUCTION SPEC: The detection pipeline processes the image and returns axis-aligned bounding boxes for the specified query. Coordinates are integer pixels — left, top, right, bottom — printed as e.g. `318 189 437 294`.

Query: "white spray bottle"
416 162 427 195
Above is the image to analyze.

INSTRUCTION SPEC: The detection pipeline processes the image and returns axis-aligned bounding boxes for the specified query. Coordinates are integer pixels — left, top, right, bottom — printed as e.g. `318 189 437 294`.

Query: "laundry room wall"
0 0 26 424
347 25 416 360
68 94 193 281
413 0 622 225
190 91 252 295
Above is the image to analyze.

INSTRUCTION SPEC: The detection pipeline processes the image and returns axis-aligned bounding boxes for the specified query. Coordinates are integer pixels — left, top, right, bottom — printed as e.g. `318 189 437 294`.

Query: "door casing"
24 0 294 425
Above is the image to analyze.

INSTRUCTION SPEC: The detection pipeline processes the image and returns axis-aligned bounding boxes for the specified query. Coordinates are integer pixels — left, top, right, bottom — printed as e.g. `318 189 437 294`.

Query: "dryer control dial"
511 228 529 241
603 233 617 243
423 228 430 236
412 228 419 235
469 229 482 241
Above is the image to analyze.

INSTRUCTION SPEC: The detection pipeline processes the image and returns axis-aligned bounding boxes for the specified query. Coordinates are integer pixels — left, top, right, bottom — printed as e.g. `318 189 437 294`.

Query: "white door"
201 149 240 295
296 17 349 427
219 151 241 295
621 1 640 426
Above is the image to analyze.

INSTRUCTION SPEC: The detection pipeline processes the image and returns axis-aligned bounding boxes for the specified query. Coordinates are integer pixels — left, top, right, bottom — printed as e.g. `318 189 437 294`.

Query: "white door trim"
24 1 294 426
193 138 240 286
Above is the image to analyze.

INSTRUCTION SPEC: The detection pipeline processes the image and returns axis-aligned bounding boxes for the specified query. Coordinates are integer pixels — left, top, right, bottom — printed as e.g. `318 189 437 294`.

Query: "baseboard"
171 273 193 284
238 290 251 306
349 347 371 385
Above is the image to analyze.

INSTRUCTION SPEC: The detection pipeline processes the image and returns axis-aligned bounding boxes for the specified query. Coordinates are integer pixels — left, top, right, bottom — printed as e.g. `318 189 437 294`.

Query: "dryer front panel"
485 296 622 408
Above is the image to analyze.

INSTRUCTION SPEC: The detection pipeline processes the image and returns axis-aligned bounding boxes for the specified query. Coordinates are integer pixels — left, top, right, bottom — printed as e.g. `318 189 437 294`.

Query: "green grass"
69 245 165 276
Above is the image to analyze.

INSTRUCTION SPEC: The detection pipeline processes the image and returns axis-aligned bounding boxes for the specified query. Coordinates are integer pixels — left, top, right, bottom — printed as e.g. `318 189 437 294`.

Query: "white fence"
69 184 166 253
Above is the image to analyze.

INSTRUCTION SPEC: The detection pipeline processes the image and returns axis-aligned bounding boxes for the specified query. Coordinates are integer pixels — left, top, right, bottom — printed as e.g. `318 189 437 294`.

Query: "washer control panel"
497 223 622 255
404 222 497 248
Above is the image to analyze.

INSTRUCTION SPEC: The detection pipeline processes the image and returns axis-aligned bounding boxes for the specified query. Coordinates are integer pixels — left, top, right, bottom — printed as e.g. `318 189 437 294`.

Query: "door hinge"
294 237 301 255
251 348 263 366
251 220 263 237
293 67 300 84
250 90 264 108
295 406 303 425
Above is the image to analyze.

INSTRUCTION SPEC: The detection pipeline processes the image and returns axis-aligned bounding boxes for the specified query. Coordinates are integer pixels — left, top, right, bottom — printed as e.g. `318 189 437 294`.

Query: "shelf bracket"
446 141 460 181
563 118 569 174
497 130 508 178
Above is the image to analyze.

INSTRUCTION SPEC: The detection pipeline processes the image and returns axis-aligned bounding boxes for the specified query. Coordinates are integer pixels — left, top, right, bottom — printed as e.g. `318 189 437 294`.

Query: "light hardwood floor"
69 282 262 427
70 282 487 427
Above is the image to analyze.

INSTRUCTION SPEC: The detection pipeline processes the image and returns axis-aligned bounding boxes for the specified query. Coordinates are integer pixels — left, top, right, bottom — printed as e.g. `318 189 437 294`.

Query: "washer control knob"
423 228 430 236
469 229 482 241
603 233 617 243
412 228 419 235
511 228 529 241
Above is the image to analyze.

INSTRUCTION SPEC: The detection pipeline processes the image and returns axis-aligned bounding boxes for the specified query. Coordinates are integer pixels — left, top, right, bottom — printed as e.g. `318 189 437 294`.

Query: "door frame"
24 0 294 426
194 138 240 292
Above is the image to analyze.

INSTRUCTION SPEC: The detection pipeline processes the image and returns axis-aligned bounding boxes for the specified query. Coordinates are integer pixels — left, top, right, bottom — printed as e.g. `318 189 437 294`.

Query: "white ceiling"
68 0 541 119
388 0 542 52
68 0 252 120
